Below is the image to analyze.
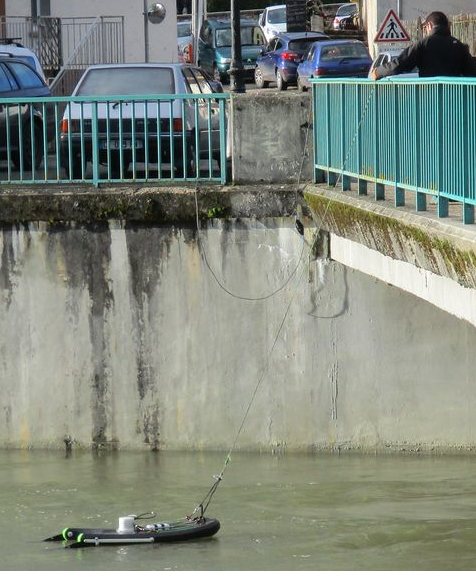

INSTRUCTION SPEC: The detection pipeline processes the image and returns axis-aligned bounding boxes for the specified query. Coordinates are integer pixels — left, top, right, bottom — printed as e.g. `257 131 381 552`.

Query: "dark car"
198 18 266 84
296 40 372 90
0 57 51 170
254 32 329 91
59 63 225 179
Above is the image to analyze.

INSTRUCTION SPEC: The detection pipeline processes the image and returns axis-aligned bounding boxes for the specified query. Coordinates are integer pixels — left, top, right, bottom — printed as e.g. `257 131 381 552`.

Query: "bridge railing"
0 92 229 186
311 77 476 224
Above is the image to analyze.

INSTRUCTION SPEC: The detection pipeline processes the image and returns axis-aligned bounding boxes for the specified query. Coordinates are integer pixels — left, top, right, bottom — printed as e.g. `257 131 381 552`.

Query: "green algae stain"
304 190 476 288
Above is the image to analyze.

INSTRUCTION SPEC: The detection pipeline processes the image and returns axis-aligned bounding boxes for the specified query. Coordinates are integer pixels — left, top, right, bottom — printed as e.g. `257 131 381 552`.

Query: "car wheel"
108 156 130 179
254 66 269 89
11 119 44 171
61 155 84 179
297 75 307 92
276 69 287 91
175 140 196 178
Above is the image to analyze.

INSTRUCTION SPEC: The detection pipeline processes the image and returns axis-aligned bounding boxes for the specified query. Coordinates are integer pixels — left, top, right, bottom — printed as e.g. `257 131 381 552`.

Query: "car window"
182 67 201 94
242 26 265 46
8 61 44 88
215 28 232 48
76 67 175 95
275 40 284 51
190 68 214 94
307 45 316 61
0 64 13 92
320 43 369 61
267 38 278 52
337 4 357 16
289 39 325 54
268 7 286 24
177 22 192 38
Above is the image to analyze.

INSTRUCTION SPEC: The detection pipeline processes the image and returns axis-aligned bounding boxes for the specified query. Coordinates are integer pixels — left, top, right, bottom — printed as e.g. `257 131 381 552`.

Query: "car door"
182 66 222 159
198 24 214 75
298 44 316 86
259 38 278 80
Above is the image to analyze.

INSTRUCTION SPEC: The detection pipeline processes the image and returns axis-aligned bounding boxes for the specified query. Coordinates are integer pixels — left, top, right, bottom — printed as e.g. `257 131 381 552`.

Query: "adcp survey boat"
44 513 220 548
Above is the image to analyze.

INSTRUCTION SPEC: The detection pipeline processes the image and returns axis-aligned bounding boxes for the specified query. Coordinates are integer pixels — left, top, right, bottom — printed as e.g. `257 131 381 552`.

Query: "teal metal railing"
311 77 476 224
0 92 229 186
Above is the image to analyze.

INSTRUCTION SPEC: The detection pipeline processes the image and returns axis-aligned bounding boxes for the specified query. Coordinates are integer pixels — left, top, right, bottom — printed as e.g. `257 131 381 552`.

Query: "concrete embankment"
1 185 476 452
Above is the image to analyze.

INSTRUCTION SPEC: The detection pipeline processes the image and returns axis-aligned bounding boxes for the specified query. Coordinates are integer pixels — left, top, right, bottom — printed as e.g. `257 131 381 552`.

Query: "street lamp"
229 0 246 93
143 2 167 62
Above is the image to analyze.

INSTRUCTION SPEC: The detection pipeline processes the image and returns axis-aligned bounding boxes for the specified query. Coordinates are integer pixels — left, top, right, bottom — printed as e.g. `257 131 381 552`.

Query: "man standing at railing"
372 11 476 79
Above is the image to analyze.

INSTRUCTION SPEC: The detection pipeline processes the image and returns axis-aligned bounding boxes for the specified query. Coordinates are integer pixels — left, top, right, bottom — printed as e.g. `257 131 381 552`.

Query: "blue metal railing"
311 77 476 224
0 92 229 186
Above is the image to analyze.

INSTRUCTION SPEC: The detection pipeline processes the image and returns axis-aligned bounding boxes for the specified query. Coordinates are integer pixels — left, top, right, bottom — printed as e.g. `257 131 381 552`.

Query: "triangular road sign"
375 9 411 43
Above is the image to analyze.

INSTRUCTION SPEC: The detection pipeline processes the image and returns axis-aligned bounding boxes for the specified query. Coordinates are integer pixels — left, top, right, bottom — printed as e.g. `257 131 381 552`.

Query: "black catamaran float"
44 513 220 548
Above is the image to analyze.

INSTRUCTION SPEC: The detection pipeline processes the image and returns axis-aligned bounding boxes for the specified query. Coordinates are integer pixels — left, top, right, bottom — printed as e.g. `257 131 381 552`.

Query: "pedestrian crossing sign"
375 10 411 43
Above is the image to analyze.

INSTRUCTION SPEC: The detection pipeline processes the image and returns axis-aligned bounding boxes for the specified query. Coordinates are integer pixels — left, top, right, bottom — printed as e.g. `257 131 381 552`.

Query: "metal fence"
0 93 229 186
312 77 476 225
49 17 125 97
0 15 124 85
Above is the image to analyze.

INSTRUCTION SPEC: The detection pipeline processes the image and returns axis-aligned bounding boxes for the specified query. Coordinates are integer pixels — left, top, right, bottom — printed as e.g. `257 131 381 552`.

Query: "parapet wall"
2 186 476 452
230 91 313 184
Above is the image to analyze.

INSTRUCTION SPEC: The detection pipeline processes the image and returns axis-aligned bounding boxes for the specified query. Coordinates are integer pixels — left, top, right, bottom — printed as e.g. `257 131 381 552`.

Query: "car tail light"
173 118 183 132
315 67 327 76
61 119 80 133
281 51 300 62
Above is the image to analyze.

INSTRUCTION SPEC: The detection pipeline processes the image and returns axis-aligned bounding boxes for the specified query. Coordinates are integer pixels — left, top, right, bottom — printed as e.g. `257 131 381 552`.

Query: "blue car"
296 40 372 90
254 32 328 91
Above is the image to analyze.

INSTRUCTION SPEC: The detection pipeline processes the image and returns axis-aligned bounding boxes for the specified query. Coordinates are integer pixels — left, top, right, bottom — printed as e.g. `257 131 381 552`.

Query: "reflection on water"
1 450 476 570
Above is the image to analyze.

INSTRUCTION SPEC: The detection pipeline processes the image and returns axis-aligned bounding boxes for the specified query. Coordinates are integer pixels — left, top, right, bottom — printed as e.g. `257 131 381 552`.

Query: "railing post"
92 101 99 186
357 82 367 195
394 82 404 206
437 82 449 218
341 83 350 191
374 82 384 200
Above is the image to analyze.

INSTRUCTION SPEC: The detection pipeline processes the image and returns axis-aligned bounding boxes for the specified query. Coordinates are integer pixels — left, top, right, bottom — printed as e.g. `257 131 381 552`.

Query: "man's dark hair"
425 11 449 27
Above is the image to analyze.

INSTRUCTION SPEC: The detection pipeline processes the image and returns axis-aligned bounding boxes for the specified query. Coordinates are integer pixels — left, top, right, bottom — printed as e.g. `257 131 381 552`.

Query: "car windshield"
337 4 357 16
76 67 175 95
0 53 36 70
177 22 192 37
268 8 286 24
289 38 325 54
321 43 368 61
215 26 265 47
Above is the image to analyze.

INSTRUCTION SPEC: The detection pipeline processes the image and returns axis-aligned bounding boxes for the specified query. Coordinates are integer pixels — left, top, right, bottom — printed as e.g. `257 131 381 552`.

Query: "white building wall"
5 0 177 63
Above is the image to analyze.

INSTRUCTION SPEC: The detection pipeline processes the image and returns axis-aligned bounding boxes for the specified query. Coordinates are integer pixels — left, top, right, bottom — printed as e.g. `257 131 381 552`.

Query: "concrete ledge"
305 184 476 289
0 184 308 223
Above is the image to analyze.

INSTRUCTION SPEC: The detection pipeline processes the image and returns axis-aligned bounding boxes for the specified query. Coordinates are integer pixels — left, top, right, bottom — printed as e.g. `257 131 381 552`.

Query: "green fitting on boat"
77 533 84 543
62 528 70 540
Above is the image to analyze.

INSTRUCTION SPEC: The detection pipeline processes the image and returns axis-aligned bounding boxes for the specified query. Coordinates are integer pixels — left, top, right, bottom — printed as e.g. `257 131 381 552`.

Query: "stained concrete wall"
230 91 313 184
1 216 476 452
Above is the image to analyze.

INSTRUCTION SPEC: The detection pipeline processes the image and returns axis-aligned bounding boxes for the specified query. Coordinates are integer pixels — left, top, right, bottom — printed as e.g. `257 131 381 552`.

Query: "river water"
2 450 476 571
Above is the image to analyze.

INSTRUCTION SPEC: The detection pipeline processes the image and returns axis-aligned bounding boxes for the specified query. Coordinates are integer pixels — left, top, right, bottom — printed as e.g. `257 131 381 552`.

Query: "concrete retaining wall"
230 91 313 184
2 215 476 452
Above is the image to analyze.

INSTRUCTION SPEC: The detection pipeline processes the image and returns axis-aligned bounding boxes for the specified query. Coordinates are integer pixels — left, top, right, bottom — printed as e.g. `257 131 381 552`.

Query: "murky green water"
2 450 476 570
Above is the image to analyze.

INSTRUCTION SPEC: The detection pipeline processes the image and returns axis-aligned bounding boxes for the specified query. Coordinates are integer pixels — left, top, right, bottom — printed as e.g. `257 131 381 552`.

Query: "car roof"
276 31 329 41
265 4 286 10
205 18 256 28
316 39 366 47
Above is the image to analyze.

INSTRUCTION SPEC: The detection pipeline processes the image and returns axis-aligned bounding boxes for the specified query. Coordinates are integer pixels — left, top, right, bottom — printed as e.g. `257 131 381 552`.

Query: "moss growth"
305 191 476 288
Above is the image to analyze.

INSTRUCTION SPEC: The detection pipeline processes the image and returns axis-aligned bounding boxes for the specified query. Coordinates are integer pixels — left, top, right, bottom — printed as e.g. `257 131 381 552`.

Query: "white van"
258 5 287 43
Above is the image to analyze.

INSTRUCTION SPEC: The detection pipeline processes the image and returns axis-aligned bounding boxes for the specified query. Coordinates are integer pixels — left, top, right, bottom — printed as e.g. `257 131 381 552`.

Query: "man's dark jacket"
376 25 476 78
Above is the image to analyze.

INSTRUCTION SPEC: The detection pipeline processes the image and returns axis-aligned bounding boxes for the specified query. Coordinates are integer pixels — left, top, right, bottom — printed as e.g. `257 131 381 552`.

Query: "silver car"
59 63 224 179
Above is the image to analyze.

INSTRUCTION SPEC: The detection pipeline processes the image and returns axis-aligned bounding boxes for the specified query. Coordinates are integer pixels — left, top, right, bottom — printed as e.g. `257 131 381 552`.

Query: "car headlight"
219 58 231 64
